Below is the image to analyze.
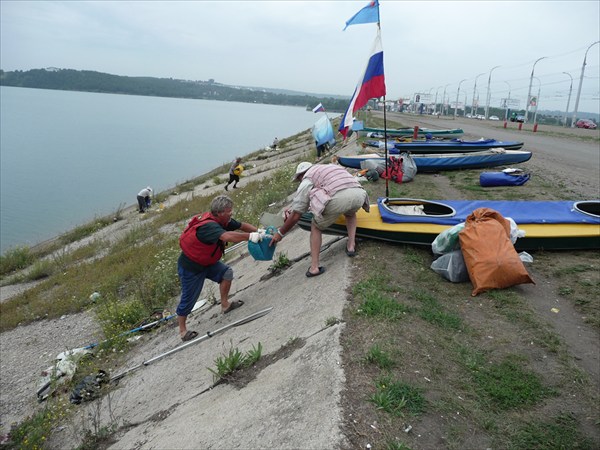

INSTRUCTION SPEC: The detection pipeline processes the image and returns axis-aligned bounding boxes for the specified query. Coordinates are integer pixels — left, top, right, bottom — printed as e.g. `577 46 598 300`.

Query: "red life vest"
381 156 404 184
179 213 226 266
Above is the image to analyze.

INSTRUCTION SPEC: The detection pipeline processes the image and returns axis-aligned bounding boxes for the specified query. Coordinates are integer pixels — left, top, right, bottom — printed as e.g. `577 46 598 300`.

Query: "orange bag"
459 208 534 296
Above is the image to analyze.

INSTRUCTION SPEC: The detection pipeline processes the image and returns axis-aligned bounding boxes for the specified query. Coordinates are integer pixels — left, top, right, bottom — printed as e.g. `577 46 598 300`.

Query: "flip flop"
306 266 326 278
223 300 244 314
345 248 357 257
181 330 198 342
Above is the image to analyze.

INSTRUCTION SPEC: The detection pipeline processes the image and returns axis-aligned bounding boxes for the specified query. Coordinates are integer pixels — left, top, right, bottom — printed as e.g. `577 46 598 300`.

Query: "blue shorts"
176 260 229 316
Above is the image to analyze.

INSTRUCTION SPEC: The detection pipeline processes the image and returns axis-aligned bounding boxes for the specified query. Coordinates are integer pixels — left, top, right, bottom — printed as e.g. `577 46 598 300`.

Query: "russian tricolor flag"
312 103 326 113
339 31 386 139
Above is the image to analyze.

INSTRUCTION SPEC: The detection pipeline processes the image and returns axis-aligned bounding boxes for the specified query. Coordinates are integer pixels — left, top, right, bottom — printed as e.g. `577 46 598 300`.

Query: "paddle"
110 306 273 383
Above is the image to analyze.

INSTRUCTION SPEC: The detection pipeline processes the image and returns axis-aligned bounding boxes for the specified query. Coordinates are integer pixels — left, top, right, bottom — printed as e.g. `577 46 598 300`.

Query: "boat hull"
338 150 532 172
390 139 524 152
298 199 600 251
364 127 464 138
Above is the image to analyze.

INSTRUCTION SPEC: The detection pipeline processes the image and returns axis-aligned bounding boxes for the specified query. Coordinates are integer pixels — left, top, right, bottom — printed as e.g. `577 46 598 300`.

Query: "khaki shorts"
313 188 366 230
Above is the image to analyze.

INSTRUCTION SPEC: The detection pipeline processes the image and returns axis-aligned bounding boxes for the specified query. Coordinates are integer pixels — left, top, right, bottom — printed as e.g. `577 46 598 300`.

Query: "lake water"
0 86 321 253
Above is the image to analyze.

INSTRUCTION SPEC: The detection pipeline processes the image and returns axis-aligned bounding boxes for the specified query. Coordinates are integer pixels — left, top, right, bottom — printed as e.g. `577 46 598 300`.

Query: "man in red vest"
176 195 264 341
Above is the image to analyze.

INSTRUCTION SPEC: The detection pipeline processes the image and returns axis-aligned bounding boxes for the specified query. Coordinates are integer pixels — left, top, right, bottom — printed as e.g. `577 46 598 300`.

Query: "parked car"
576 119 597 129
510 113 526 123
489 115 500 121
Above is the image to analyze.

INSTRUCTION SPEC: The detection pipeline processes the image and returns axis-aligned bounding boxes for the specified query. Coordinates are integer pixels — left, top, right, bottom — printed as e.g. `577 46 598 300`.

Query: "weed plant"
0 246 34 276
208 343 263 381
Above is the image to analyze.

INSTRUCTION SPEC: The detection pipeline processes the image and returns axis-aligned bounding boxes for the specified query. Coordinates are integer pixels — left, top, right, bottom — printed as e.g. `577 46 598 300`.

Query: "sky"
1 1 599 115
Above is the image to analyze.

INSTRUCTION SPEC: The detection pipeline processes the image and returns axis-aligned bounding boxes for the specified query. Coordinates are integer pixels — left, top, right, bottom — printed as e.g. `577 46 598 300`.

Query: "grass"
370 375 426 417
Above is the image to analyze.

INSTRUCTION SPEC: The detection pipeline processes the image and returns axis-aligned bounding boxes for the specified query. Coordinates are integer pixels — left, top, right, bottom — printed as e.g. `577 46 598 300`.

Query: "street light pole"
434 85 443 115
442 83 450 116
485 66 500 120
455 79 467 118
532 77 541 125
571 41 600 128
525 57 547 123
562 72 573 127
503 81 511 121
472 73 485 116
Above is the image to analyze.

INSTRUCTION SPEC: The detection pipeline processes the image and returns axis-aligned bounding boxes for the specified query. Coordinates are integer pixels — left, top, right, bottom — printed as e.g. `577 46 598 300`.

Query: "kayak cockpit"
574 201 600 218
381 198 456 218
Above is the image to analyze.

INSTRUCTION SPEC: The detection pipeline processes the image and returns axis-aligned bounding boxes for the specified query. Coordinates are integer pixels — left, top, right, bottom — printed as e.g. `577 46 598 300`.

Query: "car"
476 115 485 120
576 119 597 129
510 114 525 123
489 115 500 121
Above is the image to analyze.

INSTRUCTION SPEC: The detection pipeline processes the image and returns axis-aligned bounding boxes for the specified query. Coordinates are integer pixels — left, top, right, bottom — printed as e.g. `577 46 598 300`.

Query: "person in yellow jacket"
224 157 243 191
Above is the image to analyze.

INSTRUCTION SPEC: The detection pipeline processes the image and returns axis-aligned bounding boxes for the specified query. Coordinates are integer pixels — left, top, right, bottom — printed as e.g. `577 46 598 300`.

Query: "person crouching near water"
225 157 242 191
137 186 153 213
269 162 369 278
176 194 266 341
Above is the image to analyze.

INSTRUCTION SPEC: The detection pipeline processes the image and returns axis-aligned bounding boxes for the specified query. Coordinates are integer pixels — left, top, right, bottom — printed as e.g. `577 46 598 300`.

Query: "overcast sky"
2 1 599 114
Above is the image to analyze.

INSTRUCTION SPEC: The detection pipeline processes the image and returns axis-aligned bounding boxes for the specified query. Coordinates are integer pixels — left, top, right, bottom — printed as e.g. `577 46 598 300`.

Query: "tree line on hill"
0 68 351 112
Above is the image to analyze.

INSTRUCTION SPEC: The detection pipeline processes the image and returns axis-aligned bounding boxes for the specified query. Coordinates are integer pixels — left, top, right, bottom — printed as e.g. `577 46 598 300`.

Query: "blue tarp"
377 198 600 225
312 115 336 148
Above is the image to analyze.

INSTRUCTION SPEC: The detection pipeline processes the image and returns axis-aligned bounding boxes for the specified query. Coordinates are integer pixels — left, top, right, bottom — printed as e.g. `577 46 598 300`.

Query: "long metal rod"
383 95 389 199
110 307 273 383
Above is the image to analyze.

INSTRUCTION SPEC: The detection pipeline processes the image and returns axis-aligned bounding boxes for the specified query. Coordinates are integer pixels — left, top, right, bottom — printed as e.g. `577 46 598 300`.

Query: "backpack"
381 153 416 184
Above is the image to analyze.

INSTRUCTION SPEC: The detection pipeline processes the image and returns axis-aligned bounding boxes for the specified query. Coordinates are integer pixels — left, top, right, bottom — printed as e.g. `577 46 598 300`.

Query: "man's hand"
249 232 262 243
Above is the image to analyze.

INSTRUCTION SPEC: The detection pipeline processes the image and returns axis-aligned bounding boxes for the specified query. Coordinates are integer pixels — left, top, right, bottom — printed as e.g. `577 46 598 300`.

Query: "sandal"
223 300 244 314
181 330 198 342
306 266 326 277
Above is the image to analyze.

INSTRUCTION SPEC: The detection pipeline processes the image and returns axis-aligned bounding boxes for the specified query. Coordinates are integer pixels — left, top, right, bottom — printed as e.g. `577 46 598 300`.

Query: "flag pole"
377 17 389 200
383 95 389 198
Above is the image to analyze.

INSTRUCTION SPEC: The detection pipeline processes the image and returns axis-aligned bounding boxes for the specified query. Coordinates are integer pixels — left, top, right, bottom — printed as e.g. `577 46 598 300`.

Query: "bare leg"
345 212 357 252
177 315 187 338
220 278 232 311
309 223 322 274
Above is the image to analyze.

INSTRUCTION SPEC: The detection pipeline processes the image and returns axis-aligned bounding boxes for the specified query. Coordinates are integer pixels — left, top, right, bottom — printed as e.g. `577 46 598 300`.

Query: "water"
0 86 321 253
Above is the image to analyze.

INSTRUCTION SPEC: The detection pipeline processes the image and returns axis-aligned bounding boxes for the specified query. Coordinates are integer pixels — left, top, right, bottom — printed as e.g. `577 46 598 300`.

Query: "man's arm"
220 222 259 243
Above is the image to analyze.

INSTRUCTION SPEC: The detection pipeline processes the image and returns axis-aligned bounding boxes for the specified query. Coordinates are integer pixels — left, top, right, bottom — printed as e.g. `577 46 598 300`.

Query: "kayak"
337 149 532 172
363 127 464 139
297 198 600 251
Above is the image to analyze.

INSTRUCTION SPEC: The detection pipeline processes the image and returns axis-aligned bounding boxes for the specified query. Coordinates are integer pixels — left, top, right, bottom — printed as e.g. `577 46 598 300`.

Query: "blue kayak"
338 150 532 172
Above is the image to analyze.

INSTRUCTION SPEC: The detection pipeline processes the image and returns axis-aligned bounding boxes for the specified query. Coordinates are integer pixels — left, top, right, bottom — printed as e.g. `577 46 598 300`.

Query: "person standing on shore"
270 162 369 277
176 195 265 341
272 137 279 151
224 157 242 191
137 186 153 213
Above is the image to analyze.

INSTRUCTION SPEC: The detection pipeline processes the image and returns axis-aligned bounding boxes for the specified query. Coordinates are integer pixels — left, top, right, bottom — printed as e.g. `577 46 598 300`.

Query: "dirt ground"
0 115 598 449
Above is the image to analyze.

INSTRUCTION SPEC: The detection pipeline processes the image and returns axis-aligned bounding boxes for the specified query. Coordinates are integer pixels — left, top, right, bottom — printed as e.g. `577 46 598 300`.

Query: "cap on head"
292 162 313 181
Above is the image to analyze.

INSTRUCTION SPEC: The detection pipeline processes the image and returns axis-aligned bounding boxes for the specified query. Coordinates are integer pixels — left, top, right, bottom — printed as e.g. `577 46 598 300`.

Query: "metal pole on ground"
110 307 274 383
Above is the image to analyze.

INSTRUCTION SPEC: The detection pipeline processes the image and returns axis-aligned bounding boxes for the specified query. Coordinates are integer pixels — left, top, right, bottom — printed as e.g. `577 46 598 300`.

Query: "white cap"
292 162 313 181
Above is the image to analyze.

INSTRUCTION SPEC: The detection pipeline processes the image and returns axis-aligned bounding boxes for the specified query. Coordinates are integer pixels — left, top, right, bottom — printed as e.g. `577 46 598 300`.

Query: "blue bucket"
248 226 277 261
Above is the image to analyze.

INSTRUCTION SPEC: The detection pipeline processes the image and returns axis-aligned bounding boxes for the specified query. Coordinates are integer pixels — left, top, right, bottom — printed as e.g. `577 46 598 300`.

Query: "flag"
312 103 325 113
343 0 380 30
339 31 386 138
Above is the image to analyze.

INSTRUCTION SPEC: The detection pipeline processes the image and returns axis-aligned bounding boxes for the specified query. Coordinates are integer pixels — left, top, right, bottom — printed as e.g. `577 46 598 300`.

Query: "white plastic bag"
430 250 470 283
431 223 465 255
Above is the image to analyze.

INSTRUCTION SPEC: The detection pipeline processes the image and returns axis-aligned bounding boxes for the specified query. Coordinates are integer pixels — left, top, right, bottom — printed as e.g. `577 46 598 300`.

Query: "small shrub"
24 259 54 281
0 246 34 275
208 343 263 381
95 295 148 341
